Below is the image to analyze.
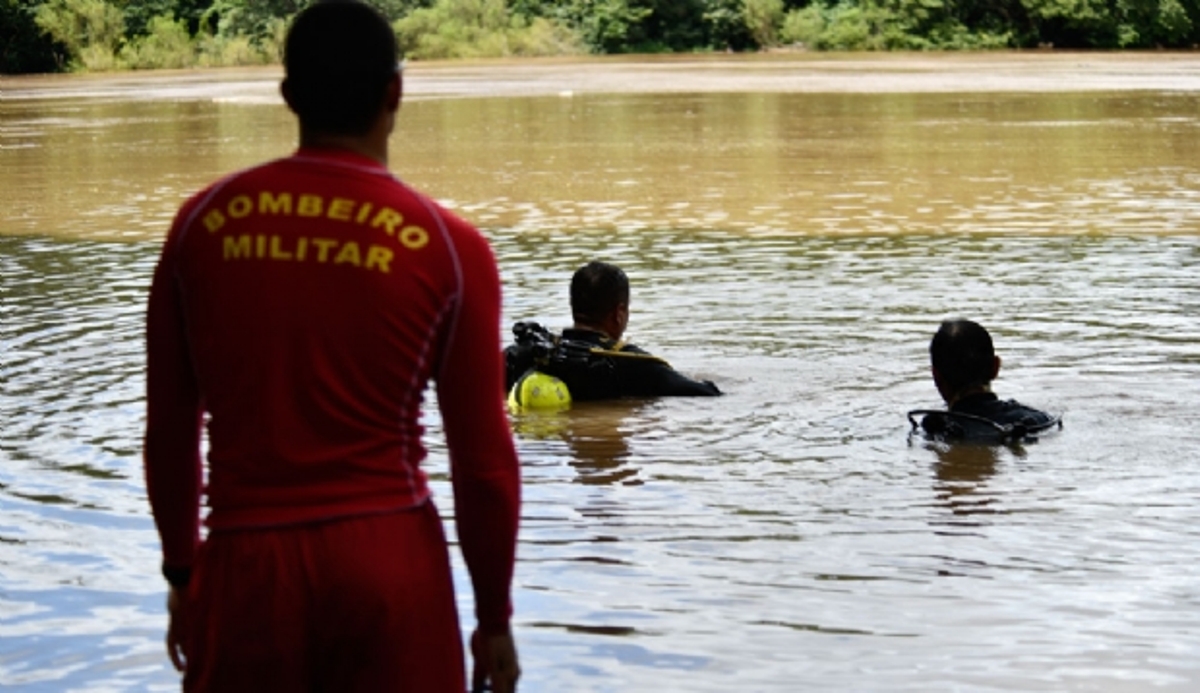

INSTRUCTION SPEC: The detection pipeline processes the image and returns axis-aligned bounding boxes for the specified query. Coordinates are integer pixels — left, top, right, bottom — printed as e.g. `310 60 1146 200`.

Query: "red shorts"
182 502 465 692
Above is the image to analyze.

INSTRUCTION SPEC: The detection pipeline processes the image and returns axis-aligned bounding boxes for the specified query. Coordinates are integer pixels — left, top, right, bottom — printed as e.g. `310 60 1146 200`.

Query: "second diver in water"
910 318 1060 443
504 261 722 404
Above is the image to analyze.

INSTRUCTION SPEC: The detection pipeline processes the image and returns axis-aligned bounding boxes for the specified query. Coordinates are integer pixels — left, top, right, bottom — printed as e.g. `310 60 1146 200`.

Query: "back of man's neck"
948 385 993 408
572 323 611 339
299 132 388 166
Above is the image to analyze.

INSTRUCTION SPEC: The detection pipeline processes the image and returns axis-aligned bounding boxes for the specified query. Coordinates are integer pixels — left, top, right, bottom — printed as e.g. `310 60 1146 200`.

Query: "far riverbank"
3 52 1200 104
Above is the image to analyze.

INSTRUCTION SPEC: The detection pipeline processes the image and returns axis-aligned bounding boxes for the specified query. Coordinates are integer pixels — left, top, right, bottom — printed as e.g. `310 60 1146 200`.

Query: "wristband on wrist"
162 564 192 589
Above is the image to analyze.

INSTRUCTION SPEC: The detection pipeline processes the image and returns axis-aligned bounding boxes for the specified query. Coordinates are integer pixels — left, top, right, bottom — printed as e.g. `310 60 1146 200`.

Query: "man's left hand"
166 584 188 672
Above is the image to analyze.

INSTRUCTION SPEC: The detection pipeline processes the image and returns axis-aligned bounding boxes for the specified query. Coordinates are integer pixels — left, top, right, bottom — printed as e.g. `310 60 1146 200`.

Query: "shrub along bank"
3 0 1198 74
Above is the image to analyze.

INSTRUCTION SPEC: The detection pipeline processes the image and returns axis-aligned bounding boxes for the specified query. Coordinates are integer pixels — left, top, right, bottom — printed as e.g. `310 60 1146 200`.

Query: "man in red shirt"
143 2 521 691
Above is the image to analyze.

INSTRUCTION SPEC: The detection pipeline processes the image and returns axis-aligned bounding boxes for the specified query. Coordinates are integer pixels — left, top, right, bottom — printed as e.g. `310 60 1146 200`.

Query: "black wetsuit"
504 325 721 401
920 392 1057 441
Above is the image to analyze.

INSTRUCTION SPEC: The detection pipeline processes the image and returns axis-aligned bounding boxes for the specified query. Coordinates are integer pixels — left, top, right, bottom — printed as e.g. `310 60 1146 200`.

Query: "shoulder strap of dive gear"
907 409 1062 444
512 321 670 367
581 338 670 365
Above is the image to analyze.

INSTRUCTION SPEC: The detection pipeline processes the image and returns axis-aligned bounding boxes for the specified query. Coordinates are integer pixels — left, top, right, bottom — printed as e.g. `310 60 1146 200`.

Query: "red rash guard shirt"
144 148 520 633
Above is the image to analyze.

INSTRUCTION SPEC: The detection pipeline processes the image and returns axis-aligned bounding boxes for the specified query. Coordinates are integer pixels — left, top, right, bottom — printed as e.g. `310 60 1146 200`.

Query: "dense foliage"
3 0 1198 74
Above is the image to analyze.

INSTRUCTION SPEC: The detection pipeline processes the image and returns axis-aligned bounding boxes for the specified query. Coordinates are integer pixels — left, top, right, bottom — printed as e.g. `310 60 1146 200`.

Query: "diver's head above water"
929 318 1002 406
570 261 630 341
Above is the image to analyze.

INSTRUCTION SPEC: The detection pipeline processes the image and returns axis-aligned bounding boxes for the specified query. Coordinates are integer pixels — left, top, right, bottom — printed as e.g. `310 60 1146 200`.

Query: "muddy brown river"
2 54 1199 691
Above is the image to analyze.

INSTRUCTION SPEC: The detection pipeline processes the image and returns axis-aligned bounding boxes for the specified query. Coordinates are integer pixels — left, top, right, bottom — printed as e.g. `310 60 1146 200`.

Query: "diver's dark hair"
930 319 995 393
570 261 630 324
283 0 398 135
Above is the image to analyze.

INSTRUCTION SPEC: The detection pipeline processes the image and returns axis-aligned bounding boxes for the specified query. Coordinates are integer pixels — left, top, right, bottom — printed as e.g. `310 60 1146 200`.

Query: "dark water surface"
2 61 1200 691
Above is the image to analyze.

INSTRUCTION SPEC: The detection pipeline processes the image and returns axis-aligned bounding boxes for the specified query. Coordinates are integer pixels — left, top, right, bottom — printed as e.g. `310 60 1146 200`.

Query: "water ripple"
3 88 1200 689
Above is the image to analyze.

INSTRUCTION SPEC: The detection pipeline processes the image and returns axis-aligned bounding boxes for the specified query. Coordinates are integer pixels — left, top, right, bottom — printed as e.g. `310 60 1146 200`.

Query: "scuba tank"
507 369 572 412
504 321 588 411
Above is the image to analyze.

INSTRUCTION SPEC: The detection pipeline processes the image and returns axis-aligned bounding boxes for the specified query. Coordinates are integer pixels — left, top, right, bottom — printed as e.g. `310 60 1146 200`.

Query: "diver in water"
505 261 721 403
912 318 1060 442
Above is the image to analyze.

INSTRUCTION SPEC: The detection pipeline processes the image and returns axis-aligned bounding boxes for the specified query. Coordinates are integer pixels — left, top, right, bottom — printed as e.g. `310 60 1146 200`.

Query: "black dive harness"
907 409 1063 444
510 321 611 373
509 321 667 376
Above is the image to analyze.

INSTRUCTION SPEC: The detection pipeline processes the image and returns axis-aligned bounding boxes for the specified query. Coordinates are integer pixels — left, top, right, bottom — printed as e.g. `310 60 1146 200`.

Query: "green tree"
393 0 583 58
1 0 69 72
119 0 211 35
1107 0 1196 46
201 0 301 44
120 12 194 67
703 0 754 49
743 0 784 46
547 0 652 52
1020 0 1117 45
1146 0 1196 45
632 0 704 51
1007 0 1198 47
780 0 1013 50
34 0 126 69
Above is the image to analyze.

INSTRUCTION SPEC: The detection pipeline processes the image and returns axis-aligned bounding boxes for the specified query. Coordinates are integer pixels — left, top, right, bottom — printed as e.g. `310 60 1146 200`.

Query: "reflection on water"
926 440 1006 522
3 70 1200 691
512 401 654 487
